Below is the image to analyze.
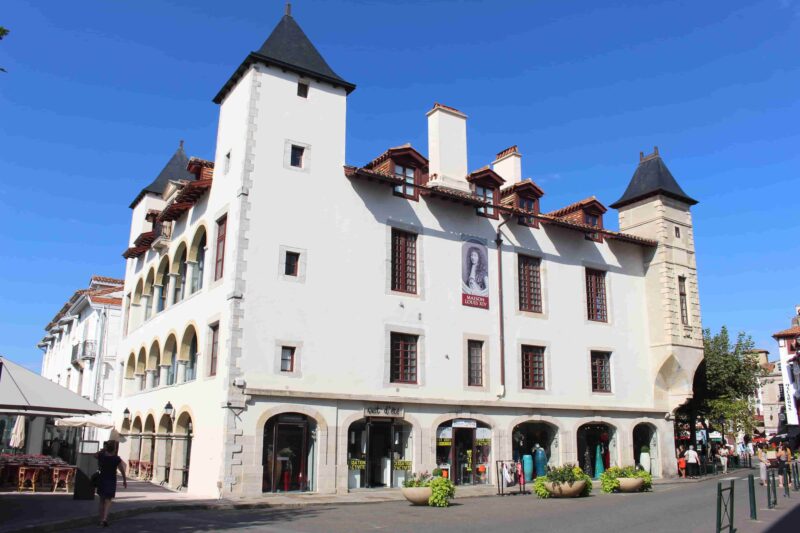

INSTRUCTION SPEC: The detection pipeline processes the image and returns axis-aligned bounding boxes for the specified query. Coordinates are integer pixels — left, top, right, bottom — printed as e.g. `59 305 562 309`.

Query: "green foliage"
599 466 652 493
432 467 442 477
402 472 431 488
532 464 592 498
639 446 650 454
427 476 456 507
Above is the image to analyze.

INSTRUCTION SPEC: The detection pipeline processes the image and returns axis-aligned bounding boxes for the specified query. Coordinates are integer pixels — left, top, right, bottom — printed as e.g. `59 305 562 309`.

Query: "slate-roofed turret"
610 147 697 209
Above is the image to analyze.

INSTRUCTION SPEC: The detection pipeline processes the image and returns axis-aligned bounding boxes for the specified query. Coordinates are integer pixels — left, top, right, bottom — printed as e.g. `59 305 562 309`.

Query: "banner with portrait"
462 238 489 309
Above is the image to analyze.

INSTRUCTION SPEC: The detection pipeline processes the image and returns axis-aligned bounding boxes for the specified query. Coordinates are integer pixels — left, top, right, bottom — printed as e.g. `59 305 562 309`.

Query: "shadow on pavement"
766 504 800 533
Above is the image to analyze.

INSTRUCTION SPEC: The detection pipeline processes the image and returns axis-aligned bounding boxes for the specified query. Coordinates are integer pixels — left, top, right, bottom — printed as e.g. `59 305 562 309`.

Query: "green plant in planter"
428 476 456 507
432 468 443 477
599 466 653 493
402 472 431 488
532 464 592 498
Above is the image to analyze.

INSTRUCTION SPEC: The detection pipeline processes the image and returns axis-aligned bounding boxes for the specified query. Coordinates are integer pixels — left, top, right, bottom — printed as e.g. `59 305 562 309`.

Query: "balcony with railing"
79 340 97 361
152 221 173 252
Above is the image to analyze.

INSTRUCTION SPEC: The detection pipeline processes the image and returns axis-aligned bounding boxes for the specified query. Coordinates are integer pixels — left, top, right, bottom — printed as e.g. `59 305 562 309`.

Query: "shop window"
522 345 545 390
577 423 616 479
390 332 417 384
591 351 611 392
393 164 417 200
586 268 607 322
518 255 542 313
678 276 689 326
347 419 412 489
262 413 316 493
435 420 491 486
280 346 295 372
467 340 483 387
391 229 417 294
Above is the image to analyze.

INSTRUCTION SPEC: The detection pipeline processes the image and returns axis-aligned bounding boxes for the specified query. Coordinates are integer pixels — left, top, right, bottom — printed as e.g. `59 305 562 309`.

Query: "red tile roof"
546 196 607 217
91 275 124 285
773 326 800 339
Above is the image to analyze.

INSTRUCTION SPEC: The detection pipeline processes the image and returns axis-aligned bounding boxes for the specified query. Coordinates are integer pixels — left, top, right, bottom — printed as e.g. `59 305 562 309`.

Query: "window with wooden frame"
584 212 602 242
475 185 497 218
391 229 417 294
280 346 295 372
393 164 417 200
214 215 227 281
518 255 543 313
590 351 611 392
467 340 483 387
522 345 545 390
284 251 300 277
585 268 607 322
390 332 418 384
518 197 537 227
678 276 689 326
209 324 219 377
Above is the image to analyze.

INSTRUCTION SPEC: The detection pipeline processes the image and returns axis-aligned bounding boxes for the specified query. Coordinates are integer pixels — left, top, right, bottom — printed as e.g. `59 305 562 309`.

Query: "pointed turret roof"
610 147 698 209
129 143 194 208
213 8 355 104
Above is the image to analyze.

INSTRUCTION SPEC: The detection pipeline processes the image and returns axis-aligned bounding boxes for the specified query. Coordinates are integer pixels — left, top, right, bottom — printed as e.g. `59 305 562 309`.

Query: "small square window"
285 252 300 276
280 346 295 372
297 82 309 98
675 226 681 238
290 145 305 168
224 151 231 174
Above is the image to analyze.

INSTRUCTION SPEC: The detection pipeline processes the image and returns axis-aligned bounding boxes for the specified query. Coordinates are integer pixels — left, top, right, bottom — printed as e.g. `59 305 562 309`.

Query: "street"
67 476 800 533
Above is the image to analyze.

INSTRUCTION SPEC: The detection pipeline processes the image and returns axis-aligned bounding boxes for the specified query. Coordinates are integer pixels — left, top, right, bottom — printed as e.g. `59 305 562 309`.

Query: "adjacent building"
772 305 800 442
753 349 782 437
113 10 704 497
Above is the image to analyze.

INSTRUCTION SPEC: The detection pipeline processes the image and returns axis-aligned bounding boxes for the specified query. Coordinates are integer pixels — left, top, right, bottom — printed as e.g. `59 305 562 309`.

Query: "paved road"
69 475 800 532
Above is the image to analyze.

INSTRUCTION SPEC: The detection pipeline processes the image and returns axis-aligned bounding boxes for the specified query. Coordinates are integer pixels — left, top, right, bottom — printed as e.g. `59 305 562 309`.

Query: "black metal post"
784 469 791 498
748 473 757 520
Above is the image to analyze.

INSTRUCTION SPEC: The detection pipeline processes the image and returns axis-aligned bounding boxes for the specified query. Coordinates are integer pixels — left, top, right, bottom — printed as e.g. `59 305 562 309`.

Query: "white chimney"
427 103 469 192
492 145 522 183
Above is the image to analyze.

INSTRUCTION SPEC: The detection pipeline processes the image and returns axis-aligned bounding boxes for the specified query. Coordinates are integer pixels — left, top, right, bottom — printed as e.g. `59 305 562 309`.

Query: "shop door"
454 428 475 485
272 422 308 492
367 421 391 488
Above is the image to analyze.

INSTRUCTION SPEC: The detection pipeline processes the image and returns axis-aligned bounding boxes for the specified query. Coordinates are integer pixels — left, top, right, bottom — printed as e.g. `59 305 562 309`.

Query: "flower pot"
617 477 645 493
401 486 432 505
639 452 651 473
543 480 587 498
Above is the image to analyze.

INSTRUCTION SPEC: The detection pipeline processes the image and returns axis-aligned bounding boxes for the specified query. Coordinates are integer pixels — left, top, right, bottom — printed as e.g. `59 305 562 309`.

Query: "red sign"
463 293 489 309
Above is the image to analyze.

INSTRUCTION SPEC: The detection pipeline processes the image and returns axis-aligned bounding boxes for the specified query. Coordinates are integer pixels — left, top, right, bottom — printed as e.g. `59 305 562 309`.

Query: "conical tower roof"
610 148 697 209
129 143 194 208
214 7 355 104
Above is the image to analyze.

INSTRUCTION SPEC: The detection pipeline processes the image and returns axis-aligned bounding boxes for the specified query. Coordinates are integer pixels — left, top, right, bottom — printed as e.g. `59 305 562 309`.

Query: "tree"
0 26 8 73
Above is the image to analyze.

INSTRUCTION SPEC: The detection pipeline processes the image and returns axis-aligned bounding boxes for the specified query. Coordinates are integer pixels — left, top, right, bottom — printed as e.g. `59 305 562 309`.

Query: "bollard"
748 473 757 520
767 469 777 509
784 469 791 498
793 463 800 491
715 479 735 533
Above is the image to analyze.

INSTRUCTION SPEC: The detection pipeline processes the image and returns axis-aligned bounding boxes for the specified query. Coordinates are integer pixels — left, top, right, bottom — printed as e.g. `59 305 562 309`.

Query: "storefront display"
577 423 616 479
347 418 412 489
262 413 316 493
435 419 491 485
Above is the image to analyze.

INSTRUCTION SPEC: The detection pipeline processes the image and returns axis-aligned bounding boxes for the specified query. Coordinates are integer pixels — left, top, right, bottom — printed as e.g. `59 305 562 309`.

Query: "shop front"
435 419 491 485
577 423 617 479
347 406 412 489
262 413 316 493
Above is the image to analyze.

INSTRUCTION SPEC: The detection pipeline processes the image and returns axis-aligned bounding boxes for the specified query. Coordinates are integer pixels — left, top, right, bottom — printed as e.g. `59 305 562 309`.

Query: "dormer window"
518 197 537 227
585 213 599 228
476 185 496 218
393 164 417 200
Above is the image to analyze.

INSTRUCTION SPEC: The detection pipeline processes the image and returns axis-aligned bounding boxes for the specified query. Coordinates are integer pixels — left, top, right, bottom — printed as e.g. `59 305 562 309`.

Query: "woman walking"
96 440 127 527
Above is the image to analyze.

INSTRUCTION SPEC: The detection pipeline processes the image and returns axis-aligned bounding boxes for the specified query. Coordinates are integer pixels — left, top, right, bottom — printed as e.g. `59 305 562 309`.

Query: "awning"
55 413 114 429
0 356 108 417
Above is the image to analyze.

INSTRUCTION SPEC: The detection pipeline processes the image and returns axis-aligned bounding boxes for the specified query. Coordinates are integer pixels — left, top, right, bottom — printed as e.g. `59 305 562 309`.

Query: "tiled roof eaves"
91 275 124 285
772 326 800 339
90 296 122 306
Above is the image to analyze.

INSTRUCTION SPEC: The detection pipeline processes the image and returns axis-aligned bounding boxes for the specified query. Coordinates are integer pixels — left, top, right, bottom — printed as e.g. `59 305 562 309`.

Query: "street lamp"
123 408 130 422
164 401 174 420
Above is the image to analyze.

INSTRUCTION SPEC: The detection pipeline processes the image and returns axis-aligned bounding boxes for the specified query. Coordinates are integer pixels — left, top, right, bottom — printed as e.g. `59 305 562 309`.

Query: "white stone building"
37 275 123 442
752 349 782 437
114 10 704 497
772 306 800 442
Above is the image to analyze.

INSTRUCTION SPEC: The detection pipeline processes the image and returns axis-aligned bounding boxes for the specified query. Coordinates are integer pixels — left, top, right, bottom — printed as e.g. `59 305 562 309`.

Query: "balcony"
79 340 97 361
152 221 173 252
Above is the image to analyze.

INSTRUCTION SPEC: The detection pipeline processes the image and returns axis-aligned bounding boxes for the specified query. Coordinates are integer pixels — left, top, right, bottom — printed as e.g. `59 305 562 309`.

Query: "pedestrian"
756 444 768 486
776 442 789 488
95 440 127 527
719 445 729 474
685 445 699 478
677 446 687 478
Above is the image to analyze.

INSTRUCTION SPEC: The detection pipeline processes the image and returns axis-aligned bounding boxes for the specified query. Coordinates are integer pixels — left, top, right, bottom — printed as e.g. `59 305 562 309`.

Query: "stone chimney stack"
427 103 469 192
492 145 522 183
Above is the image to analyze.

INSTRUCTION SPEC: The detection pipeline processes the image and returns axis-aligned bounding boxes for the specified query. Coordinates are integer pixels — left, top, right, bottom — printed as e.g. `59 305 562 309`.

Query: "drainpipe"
495 217 510 399
91 306 108 442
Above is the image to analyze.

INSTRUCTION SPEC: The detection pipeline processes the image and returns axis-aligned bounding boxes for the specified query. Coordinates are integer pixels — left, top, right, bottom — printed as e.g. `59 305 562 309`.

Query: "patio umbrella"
9 415 25 449
55 413 114 429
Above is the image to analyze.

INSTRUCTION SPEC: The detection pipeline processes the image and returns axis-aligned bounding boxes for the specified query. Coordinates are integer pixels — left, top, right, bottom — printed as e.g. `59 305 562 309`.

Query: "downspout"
495 217 510 399
92 306 108 442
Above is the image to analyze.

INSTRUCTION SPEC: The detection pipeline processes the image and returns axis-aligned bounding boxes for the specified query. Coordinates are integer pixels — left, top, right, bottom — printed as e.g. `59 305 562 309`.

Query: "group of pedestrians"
756 441 794 488
676 444 700 478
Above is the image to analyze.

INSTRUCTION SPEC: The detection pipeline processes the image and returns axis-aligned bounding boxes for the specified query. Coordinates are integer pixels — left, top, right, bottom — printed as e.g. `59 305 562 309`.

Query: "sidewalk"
0 481 497 533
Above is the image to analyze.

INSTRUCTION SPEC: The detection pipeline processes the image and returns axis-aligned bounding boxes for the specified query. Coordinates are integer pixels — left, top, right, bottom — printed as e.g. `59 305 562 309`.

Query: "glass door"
273 422 308 492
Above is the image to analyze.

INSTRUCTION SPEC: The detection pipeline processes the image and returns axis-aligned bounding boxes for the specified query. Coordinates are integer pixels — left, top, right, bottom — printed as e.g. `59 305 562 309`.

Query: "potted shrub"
401 472 456 507
533 464 592 498
599 466 653 493
638 446 651 473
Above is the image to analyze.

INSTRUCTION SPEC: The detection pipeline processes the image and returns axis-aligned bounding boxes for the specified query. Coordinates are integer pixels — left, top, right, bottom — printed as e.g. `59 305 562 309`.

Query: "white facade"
112 12 705 497
38 275 123 441
772 306 800 431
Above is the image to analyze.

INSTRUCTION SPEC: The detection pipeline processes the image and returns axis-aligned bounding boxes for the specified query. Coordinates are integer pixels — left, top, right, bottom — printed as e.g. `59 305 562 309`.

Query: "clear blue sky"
1 0 798 370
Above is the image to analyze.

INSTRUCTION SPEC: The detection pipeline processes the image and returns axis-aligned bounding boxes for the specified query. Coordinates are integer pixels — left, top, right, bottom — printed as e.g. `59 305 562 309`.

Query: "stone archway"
633 422 659 476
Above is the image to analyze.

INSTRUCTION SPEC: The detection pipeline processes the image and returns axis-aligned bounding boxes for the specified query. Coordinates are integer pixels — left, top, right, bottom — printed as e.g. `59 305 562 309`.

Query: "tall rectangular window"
209 324 219 377
779 384 785 403
391 229 417 294
518 255 543 313
285 251 300 276
467 340 483 387
678 276 689 326
393 164 417 199
586 268 607 322
522 345 545 390
214 216 227 281
290 145 305 168
280 346 295 372
475 186 495 217
591 351 611 392
390 332 418 384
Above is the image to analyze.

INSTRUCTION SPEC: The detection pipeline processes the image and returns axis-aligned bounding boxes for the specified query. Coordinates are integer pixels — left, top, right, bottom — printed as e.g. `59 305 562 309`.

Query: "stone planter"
543 480 587 498
617 477 645 493
401 486 432 505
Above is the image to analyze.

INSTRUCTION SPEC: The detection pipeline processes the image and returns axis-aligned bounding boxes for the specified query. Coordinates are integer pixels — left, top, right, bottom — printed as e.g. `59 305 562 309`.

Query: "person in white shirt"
718 445 729 474
685 445 700 478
